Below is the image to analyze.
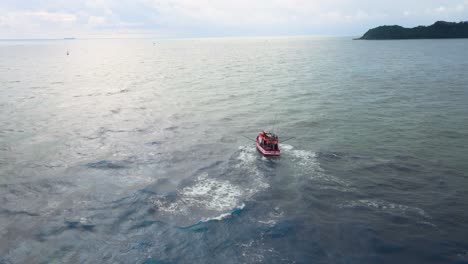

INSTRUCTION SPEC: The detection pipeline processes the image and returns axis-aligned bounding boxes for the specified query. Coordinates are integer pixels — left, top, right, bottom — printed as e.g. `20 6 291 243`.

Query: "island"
356 21 468 40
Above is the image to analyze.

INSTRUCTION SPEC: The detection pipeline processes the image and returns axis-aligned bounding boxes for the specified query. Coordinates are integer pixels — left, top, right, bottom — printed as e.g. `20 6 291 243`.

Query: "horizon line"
0 34 359 41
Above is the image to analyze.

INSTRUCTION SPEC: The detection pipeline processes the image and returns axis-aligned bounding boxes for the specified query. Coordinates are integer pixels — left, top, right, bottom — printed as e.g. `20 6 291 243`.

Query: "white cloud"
1 0 468 38
423 2 468 16
87 15 106 25
0 11 76 26
30 11 77 22
435 6 447 12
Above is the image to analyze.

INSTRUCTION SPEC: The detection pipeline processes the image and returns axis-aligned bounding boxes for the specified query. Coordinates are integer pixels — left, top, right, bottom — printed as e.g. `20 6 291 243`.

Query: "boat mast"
271 114 277 134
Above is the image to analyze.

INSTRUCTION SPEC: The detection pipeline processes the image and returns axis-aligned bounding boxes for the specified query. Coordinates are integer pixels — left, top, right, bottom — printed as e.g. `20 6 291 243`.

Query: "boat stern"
256 141 280 156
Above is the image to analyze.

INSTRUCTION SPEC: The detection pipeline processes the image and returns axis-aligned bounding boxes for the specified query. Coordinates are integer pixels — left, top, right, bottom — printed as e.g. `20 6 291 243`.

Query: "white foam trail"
181 175 243 211
339 199 430 218
203 212 232 221
152 174 243 213
258 219 276 226
280 144 351 187
201 203 245 222
151 198 180 214
280 144 318 167
279 144 294 151
235 145 270 190
152 144 269 218
236 145 258 167
257 206 284 227
237 239 282 263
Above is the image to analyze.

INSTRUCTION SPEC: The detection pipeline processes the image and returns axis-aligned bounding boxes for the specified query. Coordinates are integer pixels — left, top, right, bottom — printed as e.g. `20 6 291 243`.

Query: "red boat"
256 131 280 156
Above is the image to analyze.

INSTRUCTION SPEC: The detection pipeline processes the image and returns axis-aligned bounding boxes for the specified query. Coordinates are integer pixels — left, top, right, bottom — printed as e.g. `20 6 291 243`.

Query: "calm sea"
0 37 467 263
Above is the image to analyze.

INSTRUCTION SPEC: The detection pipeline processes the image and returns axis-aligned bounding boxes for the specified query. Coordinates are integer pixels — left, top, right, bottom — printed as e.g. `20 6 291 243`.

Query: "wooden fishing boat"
256 131 280 156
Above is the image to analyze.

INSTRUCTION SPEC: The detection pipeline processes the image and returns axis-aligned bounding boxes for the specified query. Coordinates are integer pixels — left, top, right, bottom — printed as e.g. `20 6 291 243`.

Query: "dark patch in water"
65 221 95 231
36 221 95 241
129 220 166 230
0 146 12 151
110 208 138 231
164 126 178 131
87 93 102 97
143 258 174 264
264 220 298 239
388 215 411 225
363 162 417 174
220 137 236 143
111 108 121 114
133 127 148 133
130 240 154 252
386 177 422 191
97 127 127 134
138 188 159 196
0 179 74 197
87 160 129 169
107 89 130 96
316 151 344 161
177 222 209 233
294 120 320 127
0 208 39 217
144 178 177 195
147 141 162 145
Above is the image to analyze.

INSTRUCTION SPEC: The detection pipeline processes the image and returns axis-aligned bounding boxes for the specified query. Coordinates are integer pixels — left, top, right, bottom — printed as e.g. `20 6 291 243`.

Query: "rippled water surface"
1 37 468 263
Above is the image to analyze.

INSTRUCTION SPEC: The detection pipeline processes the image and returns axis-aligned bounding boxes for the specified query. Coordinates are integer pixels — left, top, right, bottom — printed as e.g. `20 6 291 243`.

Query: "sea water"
0 37 467 263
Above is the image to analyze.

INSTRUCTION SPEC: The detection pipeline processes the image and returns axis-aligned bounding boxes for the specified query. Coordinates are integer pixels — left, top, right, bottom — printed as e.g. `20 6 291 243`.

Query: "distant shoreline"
356 21 468 40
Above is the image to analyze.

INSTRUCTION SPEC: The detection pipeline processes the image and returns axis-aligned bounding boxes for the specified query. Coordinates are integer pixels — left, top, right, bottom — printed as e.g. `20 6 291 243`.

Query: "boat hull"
256 141 280 156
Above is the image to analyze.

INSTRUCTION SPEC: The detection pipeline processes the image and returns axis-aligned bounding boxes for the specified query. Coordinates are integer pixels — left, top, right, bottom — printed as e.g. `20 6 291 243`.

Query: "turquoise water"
0 37 467 263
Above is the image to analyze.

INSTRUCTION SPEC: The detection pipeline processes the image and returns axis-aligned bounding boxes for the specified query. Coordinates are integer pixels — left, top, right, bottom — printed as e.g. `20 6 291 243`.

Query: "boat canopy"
259 131 278 144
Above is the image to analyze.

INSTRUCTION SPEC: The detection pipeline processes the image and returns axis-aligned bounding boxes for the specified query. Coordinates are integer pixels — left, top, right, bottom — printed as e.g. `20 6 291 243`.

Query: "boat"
256 131 280 156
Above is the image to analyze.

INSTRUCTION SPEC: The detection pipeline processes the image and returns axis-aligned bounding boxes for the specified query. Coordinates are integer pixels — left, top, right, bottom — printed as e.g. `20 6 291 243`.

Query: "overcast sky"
1 0 467 39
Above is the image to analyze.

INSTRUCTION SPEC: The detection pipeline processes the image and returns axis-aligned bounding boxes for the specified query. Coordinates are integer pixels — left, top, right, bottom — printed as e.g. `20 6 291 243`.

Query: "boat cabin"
256 131 280 156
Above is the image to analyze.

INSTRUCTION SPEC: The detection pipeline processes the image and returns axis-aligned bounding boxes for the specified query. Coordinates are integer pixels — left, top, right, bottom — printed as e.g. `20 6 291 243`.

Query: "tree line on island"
357 21 468 40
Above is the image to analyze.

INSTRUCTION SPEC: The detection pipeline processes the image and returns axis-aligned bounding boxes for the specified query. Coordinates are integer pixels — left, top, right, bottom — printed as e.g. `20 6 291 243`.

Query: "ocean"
0 37 467 263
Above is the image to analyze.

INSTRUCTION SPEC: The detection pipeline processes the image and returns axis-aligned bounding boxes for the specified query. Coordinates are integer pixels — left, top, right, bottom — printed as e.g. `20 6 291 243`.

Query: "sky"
0 0 468 39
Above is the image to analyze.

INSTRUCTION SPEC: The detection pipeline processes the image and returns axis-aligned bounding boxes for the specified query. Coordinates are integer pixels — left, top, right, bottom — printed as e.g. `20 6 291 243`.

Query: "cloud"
1 0 468 38
435 6 447 13
87 15 106 25
0 11 77 38
29 11 77 22
0 11 76 25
